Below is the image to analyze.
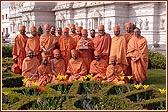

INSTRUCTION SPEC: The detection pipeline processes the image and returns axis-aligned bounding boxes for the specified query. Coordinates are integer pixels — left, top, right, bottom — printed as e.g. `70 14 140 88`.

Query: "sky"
1 2 10 9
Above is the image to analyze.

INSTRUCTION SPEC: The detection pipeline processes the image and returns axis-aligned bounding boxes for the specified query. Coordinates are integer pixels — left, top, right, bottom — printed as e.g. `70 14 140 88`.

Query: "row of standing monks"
11 22 148 87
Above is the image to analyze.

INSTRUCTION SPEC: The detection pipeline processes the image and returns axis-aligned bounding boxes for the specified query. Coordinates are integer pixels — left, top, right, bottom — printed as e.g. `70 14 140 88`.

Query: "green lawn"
143 69 166 89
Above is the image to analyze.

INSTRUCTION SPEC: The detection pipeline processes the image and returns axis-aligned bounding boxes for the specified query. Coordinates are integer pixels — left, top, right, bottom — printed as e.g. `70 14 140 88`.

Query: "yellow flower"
159 88 166 94
115 81 120 85
62 75 67 80
87 74 93 79
3 91 9 95
22 78 29 84
31 81 37 87
83 76 87 80
127 76 132 80
143 85 149 90
57 74 63 80
134 84 141 89
119 76 125 81
102 75 107 80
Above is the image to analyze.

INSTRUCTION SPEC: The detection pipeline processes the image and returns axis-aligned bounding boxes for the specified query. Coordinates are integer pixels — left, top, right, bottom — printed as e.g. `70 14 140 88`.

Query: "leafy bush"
2 81 166 110
148 50 166 69
2 45 13 58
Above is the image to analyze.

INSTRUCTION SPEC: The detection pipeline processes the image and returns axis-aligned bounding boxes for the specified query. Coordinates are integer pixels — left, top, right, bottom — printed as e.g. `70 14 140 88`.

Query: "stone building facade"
7 1 166 51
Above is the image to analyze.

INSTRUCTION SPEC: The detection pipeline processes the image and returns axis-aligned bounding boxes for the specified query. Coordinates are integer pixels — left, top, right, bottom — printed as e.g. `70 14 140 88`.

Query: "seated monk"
67 49 87 82
36 55 52 86
22 50 40 79
104 56 125 84
89 50 108 82
22 50 40 87
50 49 66 84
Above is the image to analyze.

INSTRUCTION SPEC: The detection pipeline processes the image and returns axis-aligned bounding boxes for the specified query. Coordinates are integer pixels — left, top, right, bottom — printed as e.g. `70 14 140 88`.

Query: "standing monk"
59 27 76 65
69 24 77 38
76 29 94 71
90 29 96 39
12 25 28 71
89 50 108 82
67 49 87 82
50 49 66 83
25 26 41 62
124 22 134 79
110 26 128 74
40 24 57 61
56 27 62 38
73 26 83 47
50 26 59 49
93 25 111 63
127 28 148 85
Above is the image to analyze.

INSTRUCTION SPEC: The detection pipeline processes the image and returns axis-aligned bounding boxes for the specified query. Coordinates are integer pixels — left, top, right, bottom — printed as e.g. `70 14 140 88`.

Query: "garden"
2 45 166 110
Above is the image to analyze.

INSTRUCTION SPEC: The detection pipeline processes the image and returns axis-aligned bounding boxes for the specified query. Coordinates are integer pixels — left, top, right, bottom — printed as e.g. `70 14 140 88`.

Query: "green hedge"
2 45 13 58
2 81 166 110
148 50 166 69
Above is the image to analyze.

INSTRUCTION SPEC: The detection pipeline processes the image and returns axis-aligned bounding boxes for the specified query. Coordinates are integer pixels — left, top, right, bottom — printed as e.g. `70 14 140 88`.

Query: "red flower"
38 86 46 93
42 81 47 86
92 89 97 93
63 81 67 86
33 88 38 91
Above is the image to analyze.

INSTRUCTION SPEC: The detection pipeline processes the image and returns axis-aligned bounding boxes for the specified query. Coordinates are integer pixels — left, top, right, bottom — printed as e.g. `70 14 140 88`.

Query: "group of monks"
11 22 148 87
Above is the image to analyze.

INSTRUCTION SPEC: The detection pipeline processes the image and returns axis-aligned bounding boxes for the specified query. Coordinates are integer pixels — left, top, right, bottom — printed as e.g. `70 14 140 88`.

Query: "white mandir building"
1 1 167 53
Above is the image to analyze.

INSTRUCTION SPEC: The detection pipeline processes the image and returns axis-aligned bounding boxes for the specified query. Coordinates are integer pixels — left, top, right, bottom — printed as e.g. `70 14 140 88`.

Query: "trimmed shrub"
2 81 166 110
2 45 13 58
148 50 166 69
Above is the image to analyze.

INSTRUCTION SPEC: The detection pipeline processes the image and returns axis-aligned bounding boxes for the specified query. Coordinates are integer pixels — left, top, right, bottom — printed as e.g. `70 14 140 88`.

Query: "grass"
143 69 166 89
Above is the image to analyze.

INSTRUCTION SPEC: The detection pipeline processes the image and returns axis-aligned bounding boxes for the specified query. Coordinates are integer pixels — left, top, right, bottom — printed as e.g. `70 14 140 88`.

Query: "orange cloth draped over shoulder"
22 57 40 78
127 36 148 83
58 35 76 65
25 34 41 62
50 50 66 83
67 50 87 82
76 38 94 71
93 33 111 63
12 33 28 70
106 64 124 83
40 33 57 59
36 63 52 86
110 34 128 74
89 58 108 81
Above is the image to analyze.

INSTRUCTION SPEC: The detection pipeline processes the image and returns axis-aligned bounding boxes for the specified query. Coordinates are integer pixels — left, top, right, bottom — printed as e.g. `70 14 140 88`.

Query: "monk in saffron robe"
36 55 53 86
25 26 41 62
22 50 40 78
76 29 94 71
22 50 40 87
59 27 76 65
89 50 108 81
93 25 111 63
127 28 148 85
124 22 134 81
40 24 57 61
67 49 87 82
90 29 96 39
110 26 128 74
69 24 77 38
105 56 125 84
73 26 83 47
50 49 66 83
50 26 59 49
56 27 62 38
12 25 28 71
